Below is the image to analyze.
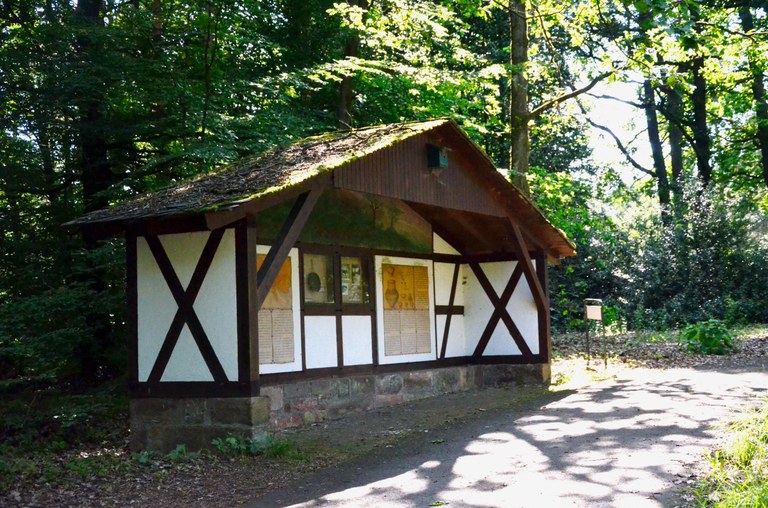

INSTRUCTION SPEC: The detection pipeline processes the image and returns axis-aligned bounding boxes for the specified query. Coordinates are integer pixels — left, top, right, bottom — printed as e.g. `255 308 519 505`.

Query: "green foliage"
695 400 768 506
681 320 735 355
0 380 128 454
131 450 159 468
0 241 125 384
623 188 768 330
212 434 292 458
528 167 632 332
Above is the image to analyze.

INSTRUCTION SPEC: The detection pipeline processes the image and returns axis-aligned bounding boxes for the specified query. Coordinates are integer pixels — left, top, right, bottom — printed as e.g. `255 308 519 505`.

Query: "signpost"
584 298 606 368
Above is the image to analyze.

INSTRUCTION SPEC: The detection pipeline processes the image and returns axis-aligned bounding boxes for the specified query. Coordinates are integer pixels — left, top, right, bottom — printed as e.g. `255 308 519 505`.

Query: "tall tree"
738 3 768 187
508 0 529 191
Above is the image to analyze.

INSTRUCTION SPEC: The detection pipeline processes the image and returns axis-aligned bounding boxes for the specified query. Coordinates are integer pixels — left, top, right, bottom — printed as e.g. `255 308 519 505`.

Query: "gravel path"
251 360 768 507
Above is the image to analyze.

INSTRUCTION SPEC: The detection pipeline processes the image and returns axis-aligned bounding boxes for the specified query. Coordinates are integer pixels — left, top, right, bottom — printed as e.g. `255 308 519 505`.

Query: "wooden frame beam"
439 263 461 359
506 221 548 312
535 252 552 363
255 187 323 310
126 233 139 385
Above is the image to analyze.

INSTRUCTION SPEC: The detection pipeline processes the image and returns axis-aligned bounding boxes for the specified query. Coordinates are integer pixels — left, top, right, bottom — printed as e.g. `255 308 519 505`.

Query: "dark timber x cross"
469 262 533 358
145 228 227 383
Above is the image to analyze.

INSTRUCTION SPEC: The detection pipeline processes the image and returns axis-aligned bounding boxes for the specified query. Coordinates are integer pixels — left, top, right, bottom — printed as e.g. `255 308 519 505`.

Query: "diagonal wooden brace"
469 262 533 358
506 221 549 312
145 229 228 383
255 187 322 311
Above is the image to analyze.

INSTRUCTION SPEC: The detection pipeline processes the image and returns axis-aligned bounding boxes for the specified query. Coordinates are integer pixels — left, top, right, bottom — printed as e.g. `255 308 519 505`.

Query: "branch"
532 3 563 83
575 98 655 177
696 20 766 42
585 92 646 109
529 70 614 119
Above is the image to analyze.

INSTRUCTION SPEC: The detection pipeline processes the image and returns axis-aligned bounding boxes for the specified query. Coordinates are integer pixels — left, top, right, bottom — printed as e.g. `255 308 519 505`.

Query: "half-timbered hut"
68 119 576 451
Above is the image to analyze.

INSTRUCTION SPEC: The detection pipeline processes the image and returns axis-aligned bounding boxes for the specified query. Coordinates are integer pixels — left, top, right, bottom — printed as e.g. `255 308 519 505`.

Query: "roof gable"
67 119 575 260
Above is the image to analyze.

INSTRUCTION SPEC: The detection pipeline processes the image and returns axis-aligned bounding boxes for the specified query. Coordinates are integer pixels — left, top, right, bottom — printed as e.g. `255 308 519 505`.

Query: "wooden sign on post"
583 298 605 368
584 299 603 321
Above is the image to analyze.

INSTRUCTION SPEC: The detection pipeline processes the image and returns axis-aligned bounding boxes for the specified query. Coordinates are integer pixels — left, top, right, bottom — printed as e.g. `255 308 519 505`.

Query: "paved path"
252 362 768 507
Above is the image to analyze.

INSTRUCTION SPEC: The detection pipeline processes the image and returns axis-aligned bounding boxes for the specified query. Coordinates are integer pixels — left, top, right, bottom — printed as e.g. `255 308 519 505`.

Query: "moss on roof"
70 119 450 225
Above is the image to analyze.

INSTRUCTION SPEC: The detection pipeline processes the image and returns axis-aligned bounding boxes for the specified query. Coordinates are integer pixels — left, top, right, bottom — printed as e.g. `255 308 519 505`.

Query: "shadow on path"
249 364 768 507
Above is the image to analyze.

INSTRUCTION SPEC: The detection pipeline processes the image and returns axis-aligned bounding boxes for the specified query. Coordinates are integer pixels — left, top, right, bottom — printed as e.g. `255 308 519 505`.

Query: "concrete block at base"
476 364 549 386
129 396 270 453
250 396 271 424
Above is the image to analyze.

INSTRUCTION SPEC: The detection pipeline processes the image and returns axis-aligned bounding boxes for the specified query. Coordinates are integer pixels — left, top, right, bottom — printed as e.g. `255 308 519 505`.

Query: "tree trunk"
508 0 530 193
665 85 685 204
337 0 366 129
689 5 712 185
739 5 768 188
76 0 112 214
74 0 115 383
690 58 712 185
642 79 671 221
152 0 163 40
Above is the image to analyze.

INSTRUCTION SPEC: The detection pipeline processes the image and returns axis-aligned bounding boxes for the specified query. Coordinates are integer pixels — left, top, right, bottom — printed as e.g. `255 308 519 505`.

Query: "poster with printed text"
256 255 294 364
382 263 431 356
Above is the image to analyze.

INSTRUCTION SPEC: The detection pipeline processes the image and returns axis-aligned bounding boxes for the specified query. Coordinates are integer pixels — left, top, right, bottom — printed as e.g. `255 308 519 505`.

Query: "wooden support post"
126 232 139 386
439 263 461 359
236 218 261 392
535 252 551 363
507 221 548 312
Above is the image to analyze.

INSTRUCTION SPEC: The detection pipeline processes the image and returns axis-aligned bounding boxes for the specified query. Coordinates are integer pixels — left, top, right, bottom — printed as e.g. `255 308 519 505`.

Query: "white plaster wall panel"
462 264 493 357
161 324 214 381
433 262 464 307
433 233 460 255
436 315 467 358
507 273 540 354
342 316 373 366
136 237 177 381
374 256 438 365
257 246 304 374
477 261 523 356
158 232 207 289
193 229 238 381
484 320 523 356
305 316 338 369
481 261 516 297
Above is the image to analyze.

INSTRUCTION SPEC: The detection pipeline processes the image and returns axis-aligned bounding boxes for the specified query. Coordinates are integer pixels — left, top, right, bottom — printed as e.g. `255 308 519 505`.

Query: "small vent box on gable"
426 144 449 169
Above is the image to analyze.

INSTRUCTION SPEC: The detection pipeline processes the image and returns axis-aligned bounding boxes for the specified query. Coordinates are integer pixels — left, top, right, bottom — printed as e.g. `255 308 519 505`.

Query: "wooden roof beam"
255 187 323 309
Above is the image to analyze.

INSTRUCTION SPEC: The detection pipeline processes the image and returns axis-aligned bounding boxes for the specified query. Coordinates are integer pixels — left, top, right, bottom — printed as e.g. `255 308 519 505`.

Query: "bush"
212 434 292 458
681 320 735 355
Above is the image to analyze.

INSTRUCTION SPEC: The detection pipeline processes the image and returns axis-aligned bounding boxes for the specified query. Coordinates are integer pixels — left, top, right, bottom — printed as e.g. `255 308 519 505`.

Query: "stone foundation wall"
130 363 548 451
261 363 549 429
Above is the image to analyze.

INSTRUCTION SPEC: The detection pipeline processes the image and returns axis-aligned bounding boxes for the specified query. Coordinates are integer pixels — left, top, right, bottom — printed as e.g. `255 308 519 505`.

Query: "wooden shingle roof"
68 119 576 260
69 120 447 226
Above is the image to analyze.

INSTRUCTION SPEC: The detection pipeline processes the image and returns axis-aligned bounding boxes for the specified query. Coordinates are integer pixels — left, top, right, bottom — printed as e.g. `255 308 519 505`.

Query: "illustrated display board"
381 263 432 356
303 253 334 304
256 255 294 364
341 256 368 304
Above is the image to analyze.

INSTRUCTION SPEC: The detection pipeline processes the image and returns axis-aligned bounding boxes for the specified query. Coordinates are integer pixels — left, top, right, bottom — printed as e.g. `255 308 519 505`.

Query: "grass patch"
693 399 768 506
